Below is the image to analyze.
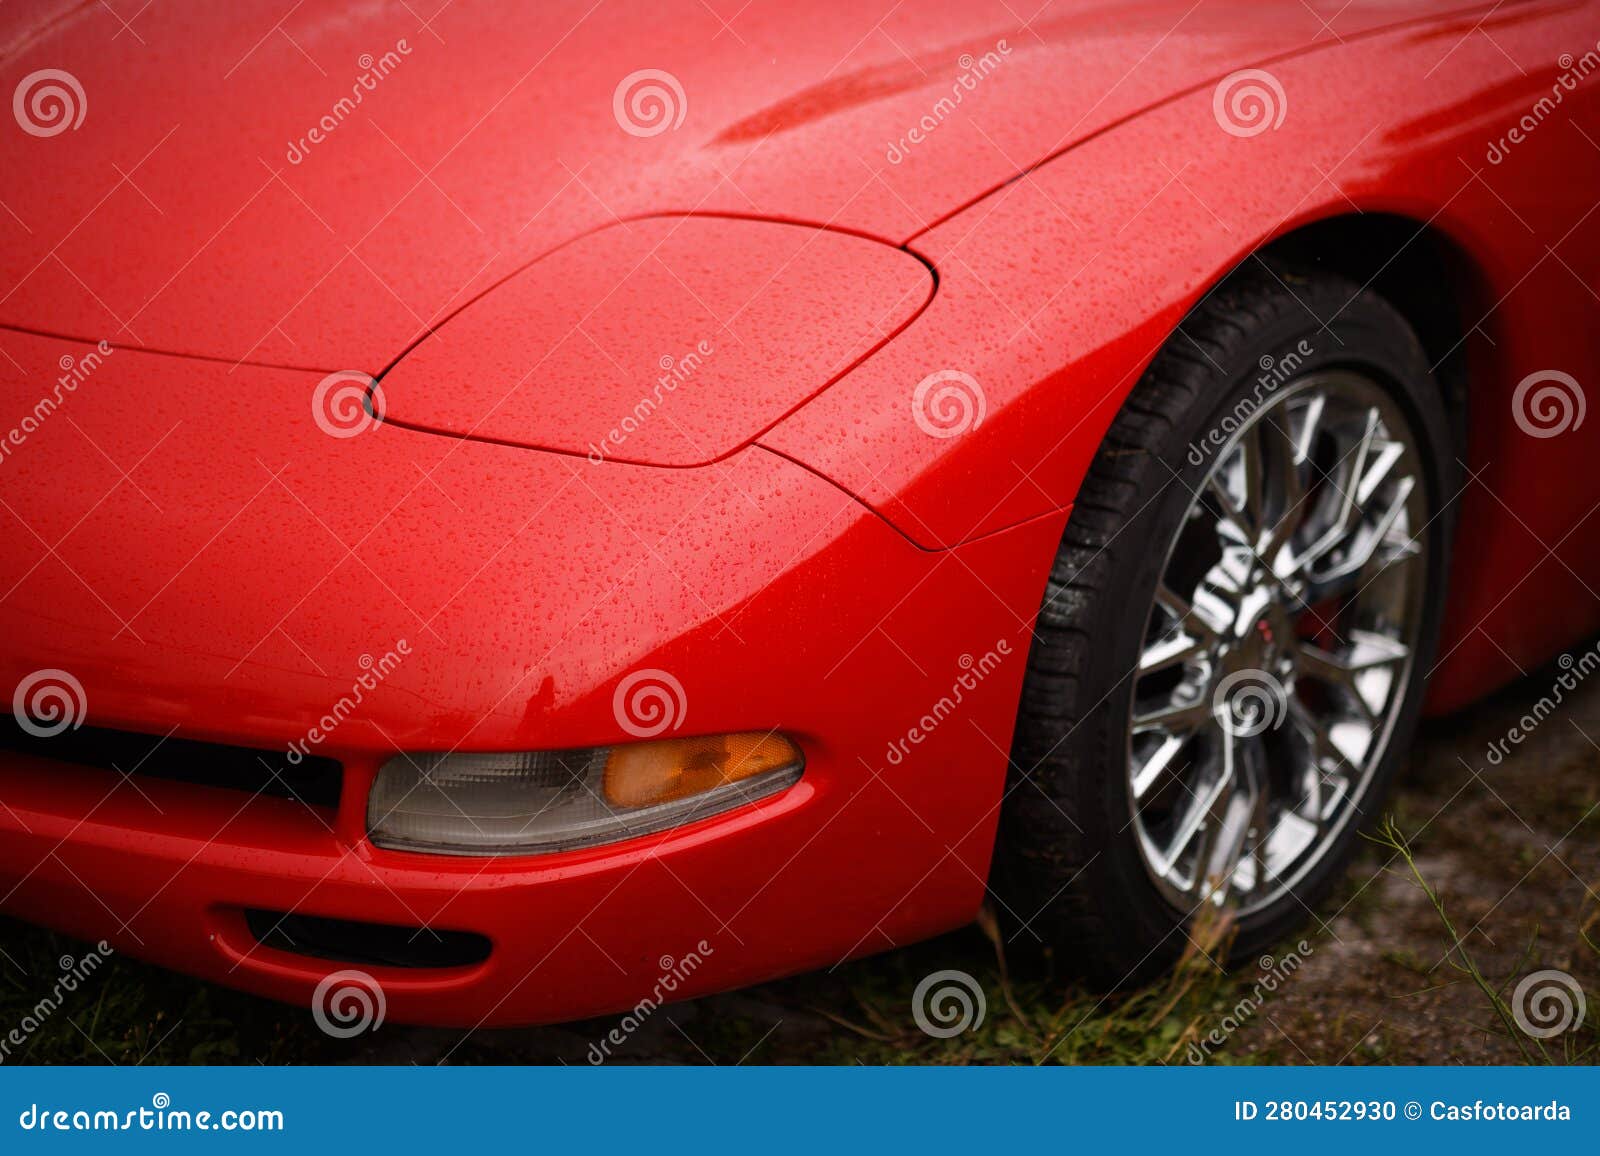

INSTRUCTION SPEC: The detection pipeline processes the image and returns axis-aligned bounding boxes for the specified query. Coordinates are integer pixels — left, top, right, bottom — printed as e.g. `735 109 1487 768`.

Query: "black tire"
990 261 1459 987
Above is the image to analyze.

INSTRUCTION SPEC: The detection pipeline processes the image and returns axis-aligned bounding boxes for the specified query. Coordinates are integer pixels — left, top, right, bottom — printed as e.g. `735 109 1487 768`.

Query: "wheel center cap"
1221 587 1296 686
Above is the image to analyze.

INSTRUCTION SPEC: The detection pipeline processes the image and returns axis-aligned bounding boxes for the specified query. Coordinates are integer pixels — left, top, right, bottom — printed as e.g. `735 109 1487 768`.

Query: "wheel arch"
1249 211 1489 461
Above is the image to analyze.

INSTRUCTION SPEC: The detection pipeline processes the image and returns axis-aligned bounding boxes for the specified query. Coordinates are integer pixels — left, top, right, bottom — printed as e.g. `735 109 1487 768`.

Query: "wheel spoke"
1238 422 1267 540
1207 424 1267 547
1293 391 1326 465
1131 728 1195 799
1153 755 1229 876
1187 731 1268 904
1302 407 1411 572
1301 538 1419 604
1302 409 1375 554
1145 630 1203 675
1139 629 1208 676
1338 407 1384 518
1301 632 1410 677
1132 695 1212 734
1308 480 1416 587
1258 409 1309 569
1286 698 1358 818
1208 481 1257 552
1295 632 1409 723
1155 581 1227 645
1356 441 1406 506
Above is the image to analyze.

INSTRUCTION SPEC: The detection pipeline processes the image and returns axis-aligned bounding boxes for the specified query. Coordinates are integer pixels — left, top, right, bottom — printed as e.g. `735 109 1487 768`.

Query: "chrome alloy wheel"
1127 370 1429 915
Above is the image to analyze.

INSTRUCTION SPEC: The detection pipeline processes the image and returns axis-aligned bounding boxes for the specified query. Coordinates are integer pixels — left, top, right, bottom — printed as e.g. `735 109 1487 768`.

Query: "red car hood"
1 0 1471 372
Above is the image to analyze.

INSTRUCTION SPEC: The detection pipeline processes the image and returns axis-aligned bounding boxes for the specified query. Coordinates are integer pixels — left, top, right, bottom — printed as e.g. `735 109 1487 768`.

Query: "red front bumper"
1 742 966 1026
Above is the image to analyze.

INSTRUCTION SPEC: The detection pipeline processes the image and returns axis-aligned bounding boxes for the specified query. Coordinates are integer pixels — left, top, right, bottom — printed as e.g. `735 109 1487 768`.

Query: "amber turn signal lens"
604 732 803 808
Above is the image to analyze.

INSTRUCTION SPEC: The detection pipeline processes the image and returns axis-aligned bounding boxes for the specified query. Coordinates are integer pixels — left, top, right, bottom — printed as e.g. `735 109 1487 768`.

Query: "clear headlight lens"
367 732 803 856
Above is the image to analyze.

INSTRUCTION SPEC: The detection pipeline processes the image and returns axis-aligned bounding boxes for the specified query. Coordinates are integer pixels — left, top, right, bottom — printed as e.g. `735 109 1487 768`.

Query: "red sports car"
2 0 1597 1028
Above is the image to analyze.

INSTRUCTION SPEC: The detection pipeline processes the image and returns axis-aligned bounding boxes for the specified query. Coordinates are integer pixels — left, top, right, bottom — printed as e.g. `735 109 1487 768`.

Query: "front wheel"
991 263 1458 986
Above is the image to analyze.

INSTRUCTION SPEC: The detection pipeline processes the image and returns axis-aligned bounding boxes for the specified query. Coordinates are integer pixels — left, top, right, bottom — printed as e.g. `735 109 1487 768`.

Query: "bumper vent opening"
245 910 491 970
0 718 342 810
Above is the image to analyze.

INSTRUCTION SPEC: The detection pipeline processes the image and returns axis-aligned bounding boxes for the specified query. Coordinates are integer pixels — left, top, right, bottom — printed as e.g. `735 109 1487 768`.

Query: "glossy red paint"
380 215 935 466
0 0 1517 367
1 0 1597 1025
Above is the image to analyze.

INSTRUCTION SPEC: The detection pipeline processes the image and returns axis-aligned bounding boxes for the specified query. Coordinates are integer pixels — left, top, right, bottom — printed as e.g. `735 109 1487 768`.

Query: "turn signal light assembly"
367 733 802 855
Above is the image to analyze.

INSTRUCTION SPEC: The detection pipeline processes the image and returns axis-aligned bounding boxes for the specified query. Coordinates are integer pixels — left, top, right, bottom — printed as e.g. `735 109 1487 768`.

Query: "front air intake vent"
245 910 492 969
0 717 342 810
